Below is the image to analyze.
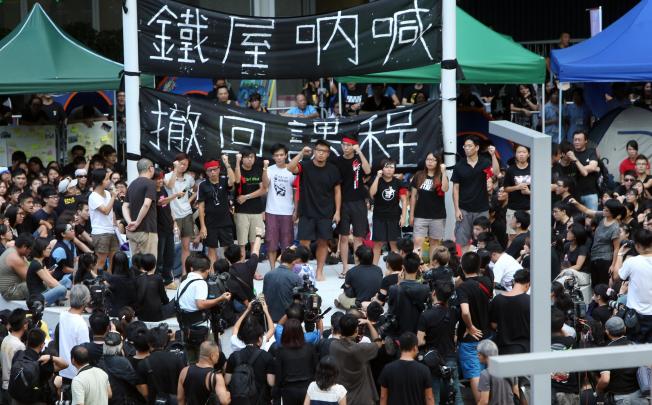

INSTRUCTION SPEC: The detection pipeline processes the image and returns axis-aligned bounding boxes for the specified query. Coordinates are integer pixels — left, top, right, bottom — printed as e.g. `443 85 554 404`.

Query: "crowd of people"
0 77 651 405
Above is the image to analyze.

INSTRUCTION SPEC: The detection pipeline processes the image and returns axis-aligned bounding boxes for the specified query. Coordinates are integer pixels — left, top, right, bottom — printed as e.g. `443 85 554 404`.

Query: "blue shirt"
51 240 73 265
286 105 317 116
274 324 320 348
544 102 559 138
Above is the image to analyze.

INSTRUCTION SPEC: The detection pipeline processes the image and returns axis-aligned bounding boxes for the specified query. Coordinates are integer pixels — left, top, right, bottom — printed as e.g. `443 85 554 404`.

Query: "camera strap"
175 278 202 310
229 271 252 291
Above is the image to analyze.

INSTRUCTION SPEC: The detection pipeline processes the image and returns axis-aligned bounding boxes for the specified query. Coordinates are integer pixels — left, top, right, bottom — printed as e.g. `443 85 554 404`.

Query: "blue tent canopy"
551 0 652 83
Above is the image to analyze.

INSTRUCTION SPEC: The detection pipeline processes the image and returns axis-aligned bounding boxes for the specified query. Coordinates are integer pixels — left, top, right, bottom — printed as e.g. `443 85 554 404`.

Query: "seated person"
373 252 403 305
230 297 275 352
337 245 382 309
135 253 171 322
26 238 70 305
0 234 33 300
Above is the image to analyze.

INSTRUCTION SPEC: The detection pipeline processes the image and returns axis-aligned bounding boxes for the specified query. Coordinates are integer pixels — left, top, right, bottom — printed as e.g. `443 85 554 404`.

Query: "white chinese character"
177 8 209 63
168 104 203 156
223 17 275 74
358 114 390 167
385 109 418 167
147 5 178 61
374 0 434 65
219 116 266 155
312 121 341 155
296 12 358 66
288 120 307 144
148 100 168 151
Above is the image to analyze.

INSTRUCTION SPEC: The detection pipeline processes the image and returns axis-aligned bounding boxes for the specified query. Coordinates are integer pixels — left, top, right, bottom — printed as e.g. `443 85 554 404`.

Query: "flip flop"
338 272 346 279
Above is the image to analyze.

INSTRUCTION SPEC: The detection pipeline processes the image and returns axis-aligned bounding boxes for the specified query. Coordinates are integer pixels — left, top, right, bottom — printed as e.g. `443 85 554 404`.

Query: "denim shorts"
458 341 483 379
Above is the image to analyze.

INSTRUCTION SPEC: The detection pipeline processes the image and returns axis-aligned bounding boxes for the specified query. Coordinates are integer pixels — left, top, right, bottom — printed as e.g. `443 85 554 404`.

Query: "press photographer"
274 303 323 347
614 228 652 343
386 252 430 336
175 254 232 360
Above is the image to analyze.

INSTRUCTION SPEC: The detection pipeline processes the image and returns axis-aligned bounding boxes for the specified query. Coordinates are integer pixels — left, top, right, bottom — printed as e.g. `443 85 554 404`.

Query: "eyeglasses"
47 195 60 199
76 175 87 178
624 178 635 182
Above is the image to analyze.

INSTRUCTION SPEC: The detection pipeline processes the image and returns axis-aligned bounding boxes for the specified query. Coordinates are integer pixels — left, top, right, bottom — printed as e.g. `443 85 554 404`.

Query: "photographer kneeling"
175 254 232 362
274 303 323 348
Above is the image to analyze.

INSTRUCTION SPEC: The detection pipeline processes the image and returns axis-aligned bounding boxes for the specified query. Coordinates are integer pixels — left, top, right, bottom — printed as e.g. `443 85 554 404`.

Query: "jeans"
632 313 652 344
432 357 464 405
157 231 175 284
580 194 599 211
612 390 647 405
43 284 68 305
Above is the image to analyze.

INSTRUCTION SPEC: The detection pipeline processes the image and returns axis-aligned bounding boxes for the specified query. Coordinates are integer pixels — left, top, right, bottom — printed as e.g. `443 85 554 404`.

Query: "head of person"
5 205 24 227
216 85 230 103
11 168 26 190
551 307 565 334
71 345 90 368
477 339 499 365
281 318 305 348
461 251 480 275
555 176 575 196
285 303 305 323
189 254 211 278
340 134 359 157
30 237 54 260
463 135 480 158
39 186 59 209
396 237 414 256
567 223 588 247
18 193 34 213
339 313 360 338
136 158 154 178
199 341 221 365
89 311 111 337
146 326 169 350
295 93 308 109
634 228 652 254
99 145 118 165
572 131 588 151
202 159 220 182
237 317 265 346
70 284 91 309
385 251 403 272
14 233 34 257
280 246 299 267
605 316 626 340
8 308 28 335
26 327 46 352
315 356 340 391
433 279 453 304
313 139 331 164
398 332 419 359
513 269 530 288
270 143 288 165
402 252 421 277
75 168 88 187
514 144 530 164
380 158 396 178
240 147 256 169
511 210 530 231
91 168 110 190
549 88 559 104
472 216 491 239
635 154 649 175
593 283 610 305
603 199 625 221
173 152 189 174
224 244 243 264
55 222 75 242
248 92 262 110
552 202 569 222
626 140 639 159
354 245 373 266
103 332 124 356
485 241 504 263
431 246 450 268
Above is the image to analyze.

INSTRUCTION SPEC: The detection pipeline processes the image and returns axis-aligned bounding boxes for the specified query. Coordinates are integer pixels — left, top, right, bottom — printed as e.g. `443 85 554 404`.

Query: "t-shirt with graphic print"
373 177 407 221
335 155 368 202
504 164 531 211
265 164 296 216
236 165 264 214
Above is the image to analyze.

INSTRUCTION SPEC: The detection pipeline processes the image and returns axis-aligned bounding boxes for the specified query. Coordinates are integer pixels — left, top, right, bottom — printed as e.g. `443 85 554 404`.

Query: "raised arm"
369 170 382 198
288 146 311 174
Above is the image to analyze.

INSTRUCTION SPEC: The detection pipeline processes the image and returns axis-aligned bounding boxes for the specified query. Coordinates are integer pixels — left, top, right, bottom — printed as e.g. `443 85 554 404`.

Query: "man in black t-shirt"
224 234 262 308
370 159 408 265
337 245 382 309
198 157 236 265
379 332 434 405
551 307 579 404
234 148 267 263
597 317 645 402
343 82 365 115
566 131 600 211
136 328 185 404
288 140 342 281
387 253 430 336
417 281 463 404
490 269 531 355
505 211 530 260
335 135 371 277
455 251 492 403
123 158 158 257
451 136 500 251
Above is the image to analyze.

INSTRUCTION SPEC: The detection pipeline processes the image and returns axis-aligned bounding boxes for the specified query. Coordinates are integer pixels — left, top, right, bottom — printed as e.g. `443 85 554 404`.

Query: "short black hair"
270 143 288 155
403 252 421 274
26 328 46 349
461 252 480 275
330 312 344 333
398 332 418 352
71 345 90 365
213 258 230 274
513 269 530 284
11 151 27 163
146 326 168 349
140 253 156 272
89 312 110 336
433 280 454 303
354 245 373 265
464 135 481 147
285 303 305 321
8 308 27 331
315 139 331 150
14 233 34 249
514 211 530 230
238 317 265 345
634 228 652 249
396 237 414 255
190 253 211 273
294 245 310 262
280 247 298 264
90 168 108 187
366 302 384 322
472 216 491 230
385 252 403 272
224 244 242 264
339 314 358 337
240 147 256 157
485 241 504 254
551 307 565 333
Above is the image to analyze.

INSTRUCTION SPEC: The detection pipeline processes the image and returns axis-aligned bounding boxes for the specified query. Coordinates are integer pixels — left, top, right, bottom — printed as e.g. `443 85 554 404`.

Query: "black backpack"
8 350 42 403
227 349 262 402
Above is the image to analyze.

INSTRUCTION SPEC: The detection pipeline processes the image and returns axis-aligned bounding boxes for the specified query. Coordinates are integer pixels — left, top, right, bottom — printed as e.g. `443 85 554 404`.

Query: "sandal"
338 271 347 279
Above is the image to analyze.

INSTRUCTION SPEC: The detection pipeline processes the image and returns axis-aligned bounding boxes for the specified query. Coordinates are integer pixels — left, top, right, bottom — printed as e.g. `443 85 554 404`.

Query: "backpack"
227 349 262 402
8 350 42 403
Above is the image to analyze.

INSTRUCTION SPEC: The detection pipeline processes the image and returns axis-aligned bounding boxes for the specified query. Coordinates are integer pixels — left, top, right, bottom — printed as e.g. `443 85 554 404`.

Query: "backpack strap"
175 278 202 311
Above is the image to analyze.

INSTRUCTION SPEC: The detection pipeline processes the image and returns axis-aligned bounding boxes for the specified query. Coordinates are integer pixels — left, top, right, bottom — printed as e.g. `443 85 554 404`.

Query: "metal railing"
518 38 585 57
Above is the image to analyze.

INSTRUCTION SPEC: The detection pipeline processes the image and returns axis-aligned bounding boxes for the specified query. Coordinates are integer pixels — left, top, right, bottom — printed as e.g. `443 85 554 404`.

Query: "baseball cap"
605 316 625 335
74 168 87 177
0 167 9 175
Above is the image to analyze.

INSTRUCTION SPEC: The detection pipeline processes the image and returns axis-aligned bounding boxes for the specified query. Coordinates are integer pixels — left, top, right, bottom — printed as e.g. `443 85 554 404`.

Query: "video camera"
293 275 329 332
82 275 110 312
563 275 587 330
26 295 44 332
205 271 232 336
608 300 640 334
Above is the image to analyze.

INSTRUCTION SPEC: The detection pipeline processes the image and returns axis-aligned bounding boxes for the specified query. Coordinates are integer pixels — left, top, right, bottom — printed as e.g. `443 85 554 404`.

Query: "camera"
26 296 44 331
418 349 455 404
206 272 232 336
293 275 327 332
375 313 398 339
608 301 640 333
563 276 588 330
82 276 110 312
207 271 230 299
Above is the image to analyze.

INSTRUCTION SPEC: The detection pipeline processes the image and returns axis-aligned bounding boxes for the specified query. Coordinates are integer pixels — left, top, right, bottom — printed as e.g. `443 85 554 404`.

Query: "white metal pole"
558 87 563 143
541 84 545 135
442 0 457 239
338 83 343 116
122 0 141 183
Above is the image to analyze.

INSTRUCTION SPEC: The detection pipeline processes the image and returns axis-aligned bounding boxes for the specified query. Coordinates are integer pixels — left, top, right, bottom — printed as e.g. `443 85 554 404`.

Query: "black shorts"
297 217 333 241
205 226 234 248
371 218 401 242
338 200 369 237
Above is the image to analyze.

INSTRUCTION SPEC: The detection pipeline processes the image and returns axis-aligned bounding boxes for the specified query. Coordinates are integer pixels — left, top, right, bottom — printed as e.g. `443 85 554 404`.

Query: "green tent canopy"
337 8 545 84
0 3 152 95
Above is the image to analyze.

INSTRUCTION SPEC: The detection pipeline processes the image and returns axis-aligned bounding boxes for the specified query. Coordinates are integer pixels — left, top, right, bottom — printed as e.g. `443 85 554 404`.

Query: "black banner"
139 88 441 171
138 0 441 79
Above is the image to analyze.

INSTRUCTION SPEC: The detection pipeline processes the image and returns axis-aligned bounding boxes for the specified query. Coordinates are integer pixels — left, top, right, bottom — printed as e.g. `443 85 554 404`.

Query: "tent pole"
541 83 545 134
338 82 343 117
558 87 563 143
442 0 456 239
122 0 141 183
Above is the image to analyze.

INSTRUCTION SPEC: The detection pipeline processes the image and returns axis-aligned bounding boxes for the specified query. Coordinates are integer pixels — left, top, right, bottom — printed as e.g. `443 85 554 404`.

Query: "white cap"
58 178 78 193
74 168 87 177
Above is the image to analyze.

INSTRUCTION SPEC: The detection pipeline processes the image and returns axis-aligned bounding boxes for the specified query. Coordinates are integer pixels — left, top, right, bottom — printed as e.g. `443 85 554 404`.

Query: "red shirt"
620 157 649 175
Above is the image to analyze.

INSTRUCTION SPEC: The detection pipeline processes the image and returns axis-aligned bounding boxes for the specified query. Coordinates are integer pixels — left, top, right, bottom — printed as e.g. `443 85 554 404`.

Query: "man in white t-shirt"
70 345 111 404
1 309 27 393
616 228 652 343
263 143 296 269
58 285 91 381
165 153 196 271
487 241 522 292
88 168 119 272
